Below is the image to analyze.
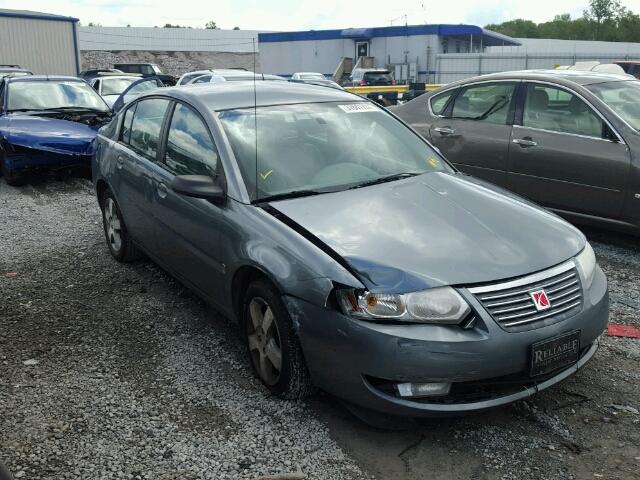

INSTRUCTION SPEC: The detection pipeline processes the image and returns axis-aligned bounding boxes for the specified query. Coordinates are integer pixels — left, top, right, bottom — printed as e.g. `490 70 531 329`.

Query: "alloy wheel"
104 198 123 253
247 297 283 386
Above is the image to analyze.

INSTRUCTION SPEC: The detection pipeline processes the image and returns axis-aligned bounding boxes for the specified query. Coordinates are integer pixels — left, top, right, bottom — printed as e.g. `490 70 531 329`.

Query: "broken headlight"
336 287 470 324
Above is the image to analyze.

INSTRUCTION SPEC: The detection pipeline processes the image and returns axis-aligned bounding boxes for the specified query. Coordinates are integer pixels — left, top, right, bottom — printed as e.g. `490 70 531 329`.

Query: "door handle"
116 156 124 169
157 182 168 199
434 127 459 137
512 138 538 148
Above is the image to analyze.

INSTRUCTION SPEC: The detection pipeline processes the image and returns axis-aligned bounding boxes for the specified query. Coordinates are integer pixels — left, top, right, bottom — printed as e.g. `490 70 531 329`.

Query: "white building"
0 8 80 75
258 24 520 83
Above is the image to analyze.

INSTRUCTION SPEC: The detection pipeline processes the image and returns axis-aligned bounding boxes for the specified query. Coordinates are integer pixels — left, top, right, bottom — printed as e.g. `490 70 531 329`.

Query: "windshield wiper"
349 172 421 190
46 106 110 114
256 189 329 203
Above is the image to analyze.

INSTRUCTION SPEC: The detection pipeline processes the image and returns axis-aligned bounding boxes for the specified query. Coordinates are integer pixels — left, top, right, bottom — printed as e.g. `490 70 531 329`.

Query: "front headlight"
336 286 471 324
575 242 596 289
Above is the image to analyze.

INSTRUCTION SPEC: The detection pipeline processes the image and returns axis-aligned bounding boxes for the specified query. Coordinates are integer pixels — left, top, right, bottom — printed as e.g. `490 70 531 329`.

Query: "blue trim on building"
258 24 520 47
0 10 79 23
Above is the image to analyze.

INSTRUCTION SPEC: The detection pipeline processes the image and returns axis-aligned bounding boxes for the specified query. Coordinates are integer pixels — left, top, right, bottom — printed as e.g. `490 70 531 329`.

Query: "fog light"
395 382 451 398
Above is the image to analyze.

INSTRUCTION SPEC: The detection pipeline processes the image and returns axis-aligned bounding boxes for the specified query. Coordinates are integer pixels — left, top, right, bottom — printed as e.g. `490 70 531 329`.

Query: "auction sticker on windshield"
338 103 379 113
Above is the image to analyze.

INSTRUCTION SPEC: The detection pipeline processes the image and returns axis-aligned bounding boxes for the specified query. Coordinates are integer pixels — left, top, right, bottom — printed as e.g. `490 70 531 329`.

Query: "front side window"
163 103 219 176
219 101 450 201
586 80 640 131
451 83 516 124
192 75 212 84
430 90 455 115
127 98 170 160
7 80 110 112
524 84 604 138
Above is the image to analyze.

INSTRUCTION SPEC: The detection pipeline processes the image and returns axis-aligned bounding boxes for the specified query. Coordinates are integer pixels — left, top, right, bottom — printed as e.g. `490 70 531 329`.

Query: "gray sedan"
93 81 608 419
395 70 640 235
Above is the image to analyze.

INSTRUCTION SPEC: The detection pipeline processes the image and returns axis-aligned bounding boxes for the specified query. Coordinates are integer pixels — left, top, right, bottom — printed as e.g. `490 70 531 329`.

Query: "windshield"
8 81 109 112
101 77 138 96
586 80 640 130
219 101 450 201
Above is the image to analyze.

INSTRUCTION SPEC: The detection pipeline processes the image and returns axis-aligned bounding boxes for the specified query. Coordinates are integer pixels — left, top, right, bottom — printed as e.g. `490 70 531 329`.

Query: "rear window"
364 72 392 83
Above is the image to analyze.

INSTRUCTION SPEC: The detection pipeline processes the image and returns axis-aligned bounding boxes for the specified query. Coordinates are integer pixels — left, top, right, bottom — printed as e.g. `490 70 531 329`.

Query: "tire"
242 279 314 399
101 189 140 262
1 154 28 187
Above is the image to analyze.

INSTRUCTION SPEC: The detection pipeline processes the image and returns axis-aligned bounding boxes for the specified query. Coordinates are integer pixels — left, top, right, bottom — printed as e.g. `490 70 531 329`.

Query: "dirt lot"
1 177 639 480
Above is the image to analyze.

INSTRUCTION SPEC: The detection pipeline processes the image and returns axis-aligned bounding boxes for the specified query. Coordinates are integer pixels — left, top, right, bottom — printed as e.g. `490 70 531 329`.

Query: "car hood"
269 172 585 292
2 115 98 156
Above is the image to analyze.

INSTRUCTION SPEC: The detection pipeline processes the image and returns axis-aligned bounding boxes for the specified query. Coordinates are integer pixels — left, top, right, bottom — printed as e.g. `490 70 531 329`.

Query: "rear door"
149 101 227 305
429 81 518 187
508 82 631 219
113 97 171 251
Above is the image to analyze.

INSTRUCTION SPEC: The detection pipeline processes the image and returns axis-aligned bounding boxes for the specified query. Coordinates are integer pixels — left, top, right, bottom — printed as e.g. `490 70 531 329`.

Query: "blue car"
0 75 112 185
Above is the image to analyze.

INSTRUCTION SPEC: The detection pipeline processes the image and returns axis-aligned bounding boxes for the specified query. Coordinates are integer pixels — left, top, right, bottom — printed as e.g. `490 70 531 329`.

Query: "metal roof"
148 80 360 111
0 8 78 23
258 24 520 47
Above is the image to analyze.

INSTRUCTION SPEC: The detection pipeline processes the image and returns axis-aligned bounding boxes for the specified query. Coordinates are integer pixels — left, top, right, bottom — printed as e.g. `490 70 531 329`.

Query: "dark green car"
395 70 640 235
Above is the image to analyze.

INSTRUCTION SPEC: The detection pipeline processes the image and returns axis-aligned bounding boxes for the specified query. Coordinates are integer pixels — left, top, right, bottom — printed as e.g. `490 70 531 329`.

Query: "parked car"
395 70 640 235
113 63 176 86
93 81 607 420
176 68 249 86
78 68 124 81
0 75 112 185
290 72 343 90
613 61 640 79
0 66 32 79
187 72 286 85
88 75 145 108
350 68 395 86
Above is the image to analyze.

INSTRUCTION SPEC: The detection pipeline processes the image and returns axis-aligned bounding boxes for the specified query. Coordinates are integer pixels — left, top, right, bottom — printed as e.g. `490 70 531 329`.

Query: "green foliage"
486 0 640 41
205 21 218 29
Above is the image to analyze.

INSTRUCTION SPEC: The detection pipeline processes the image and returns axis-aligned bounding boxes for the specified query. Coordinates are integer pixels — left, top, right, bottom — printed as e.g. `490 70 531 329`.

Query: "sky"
3 0 640 31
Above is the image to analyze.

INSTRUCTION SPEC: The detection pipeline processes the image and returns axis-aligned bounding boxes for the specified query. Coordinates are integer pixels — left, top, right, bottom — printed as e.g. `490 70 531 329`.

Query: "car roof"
7 75 85 83
146 80 361 111
353 68 391 73
98 75 142 81
450 69 636 87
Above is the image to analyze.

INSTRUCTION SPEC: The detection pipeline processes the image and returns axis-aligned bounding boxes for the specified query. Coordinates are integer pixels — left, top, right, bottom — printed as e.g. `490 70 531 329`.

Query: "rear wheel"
242 279 314 399
101 190 140 262
1 154 28 186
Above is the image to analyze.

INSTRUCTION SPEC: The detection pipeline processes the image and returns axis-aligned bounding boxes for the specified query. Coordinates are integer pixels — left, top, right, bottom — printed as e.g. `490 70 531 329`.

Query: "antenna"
253 38 258 201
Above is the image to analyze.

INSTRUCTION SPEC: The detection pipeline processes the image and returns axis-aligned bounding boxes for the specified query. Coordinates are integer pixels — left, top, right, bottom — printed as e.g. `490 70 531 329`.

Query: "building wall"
0 16 78 75
259 39 352 76
489 38 640 55
78 26 265 53
80 50 260 77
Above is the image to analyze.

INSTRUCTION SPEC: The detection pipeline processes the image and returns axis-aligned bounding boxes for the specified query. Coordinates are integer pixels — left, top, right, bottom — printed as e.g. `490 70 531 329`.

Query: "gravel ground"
1 176 639 480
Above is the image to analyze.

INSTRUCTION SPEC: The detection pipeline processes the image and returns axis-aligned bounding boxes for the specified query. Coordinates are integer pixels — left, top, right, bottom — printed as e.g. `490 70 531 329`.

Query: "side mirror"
170 175 226 202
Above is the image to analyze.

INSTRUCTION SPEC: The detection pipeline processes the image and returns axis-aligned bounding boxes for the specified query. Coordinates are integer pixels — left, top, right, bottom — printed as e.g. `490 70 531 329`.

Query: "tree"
485 19 540 38
233 26 240 30
205 21 218 29
583 0 624 39
87 21 102 27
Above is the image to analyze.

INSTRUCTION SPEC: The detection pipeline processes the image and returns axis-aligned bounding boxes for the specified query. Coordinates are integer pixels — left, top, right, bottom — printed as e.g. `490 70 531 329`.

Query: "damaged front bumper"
3 144 92 174
284 266 608 417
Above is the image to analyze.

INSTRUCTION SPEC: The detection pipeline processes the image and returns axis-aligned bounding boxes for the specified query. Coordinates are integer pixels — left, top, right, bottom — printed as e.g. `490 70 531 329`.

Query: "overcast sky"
3 0 640 30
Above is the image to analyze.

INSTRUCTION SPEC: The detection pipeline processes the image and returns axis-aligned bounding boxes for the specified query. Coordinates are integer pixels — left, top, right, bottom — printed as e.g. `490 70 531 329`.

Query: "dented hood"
270 172 585 292
2 115 98 156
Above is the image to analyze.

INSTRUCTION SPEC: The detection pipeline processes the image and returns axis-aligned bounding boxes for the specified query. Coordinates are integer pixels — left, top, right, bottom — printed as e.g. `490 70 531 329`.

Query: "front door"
150 101 226 306
429 81 518 188
508 82 631 220
356 41 369 58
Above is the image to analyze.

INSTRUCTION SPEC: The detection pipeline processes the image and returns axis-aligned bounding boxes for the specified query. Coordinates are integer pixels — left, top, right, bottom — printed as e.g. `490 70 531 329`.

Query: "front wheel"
242 279 314 399
1 154 28 186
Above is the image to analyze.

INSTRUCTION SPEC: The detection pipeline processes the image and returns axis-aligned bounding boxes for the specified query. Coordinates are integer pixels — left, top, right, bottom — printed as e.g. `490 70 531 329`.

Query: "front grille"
468 262 583 332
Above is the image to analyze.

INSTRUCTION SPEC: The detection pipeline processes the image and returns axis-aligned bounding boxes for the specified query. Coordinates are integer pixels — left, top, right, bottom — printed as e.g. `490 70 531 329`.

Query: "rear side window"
451 83 516 124
120 103 136 143
163 103 219 176
192 75 212 84
127 98 170 160
523 84 604 138
430 90 455 115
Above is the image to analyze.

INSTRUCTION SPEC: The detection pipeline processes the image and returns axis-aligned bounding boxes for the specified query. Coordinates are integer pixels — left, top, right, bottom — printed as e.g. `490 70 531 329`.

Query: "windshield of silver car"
7 81 110 112
586 80 640 130
218 101 450 201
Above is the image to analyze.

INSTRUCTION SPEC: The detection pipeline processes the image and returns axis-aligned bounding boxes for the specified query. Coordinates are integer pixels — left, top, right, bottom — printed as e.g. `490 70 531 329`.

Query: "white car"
185 71 286 85
177 69 253 86
89 75 142 108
